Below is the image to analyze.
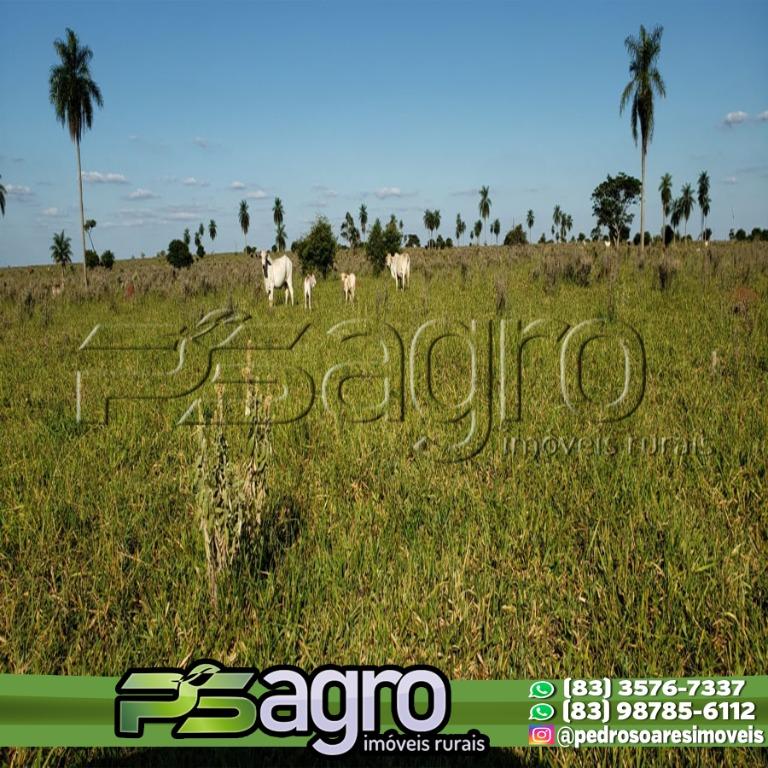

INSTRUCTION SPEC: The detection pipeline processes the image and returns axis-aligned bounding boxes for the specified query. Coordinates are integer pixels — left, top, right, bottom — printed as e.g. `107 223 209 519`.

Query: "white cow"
261 250 294 306
341 272 356 303
303 274 317 310
385 251 410 290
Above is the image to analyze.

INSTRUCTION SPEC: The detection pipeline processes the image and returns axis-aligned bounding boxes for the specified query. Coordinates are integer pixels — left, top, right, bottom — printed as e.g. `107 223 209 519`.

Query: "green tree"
670 198 682 238
383 214 403 255
697 171 711 241
366 218 386 273
100 249 114 269
238 200 249 252
273 197 284 250
491 218 501 244
473 219 482 243
296 216 337 277
208 219 217 252
591 173 642 246
526 209 534 244
620 24 666 258
84 249 100 269
504 224 527 246
166 238 193 269
455 213 466 244
340 211 360 250
50 230 72 282
478 186 491 245
0 175 5 217
49 27 104 288
679 183 695 237
659 173 673 242
276 222 287 252
359 204 368 242
183 228 191 247
552 205 562 242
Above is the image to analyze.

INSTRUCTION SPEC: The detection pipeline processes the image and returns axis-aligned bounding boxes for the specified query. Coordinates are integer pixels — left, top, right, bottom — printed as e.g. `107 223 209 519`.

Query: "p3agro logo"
115 660 455 756
78 309 646 461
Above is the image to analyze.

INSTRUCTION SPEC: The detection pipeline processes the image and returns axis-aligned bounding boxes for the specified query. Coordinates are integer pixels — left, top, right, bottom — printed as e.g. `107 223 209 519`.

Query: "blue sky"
1 0 766 266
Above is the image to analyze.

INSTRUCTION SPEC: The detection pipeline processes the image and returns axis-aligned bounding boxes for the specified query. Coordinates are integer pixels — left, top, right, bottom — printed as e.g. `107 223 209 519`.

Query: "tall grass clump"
193 385 272 612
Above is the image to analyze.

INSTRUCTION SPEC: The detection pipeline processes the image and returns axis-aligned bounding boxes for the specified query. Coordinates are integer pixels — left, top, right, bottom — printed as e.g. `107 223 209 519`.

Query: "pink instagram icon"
528 724 556 745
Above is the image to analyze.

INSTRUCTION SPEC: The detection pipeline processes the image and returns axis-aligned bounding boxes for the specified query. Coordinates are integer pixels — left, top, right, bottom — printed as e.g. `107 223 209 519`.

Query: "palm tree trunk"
76 140 88 289
639 145 646 258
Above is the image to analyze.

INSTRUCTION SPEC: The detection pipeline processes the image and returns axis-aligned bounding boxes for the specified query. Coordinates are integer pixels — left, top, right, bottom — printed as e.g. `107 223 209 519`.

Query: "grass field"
0 242 766 767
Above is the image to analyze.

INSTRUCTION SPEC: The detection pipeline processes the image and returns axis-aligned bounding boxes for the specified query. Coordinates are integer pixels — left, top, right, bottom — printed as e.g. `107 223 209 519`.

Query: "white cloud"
193 136 209 149
230 181 246 189
182 177 209 187
757 110 768 122
42 206 62 216
81 171 129 184
723 111 748 126
375 186 402 199
311 184 338 198
128 188 158 200
246 189 268 199
6 184 33 198
723 176 738 185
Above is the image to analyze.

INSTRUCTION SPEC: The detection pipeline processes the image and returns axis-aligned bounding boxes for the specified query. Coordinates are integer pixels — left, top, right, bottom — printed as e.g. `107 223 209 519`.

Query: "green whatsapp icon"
529 680 556 699
529 702 556 721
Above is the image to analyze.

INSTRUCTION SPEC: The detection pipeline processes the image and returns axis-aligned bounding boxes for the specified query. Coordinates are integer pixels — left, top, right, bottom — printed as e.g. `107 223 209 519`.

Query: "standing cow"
341 272 356 303
261 250 294 306
385 252 410 290
303 274 317 310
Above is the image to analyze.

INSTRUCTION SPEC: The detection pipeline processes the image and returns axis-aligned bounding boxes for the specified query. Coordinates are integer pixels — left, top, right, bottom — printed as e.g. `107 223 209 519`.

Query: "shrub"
100 250 115 269
166 239 193 269
85 249 100 269
663 225 675 247
196 243 206 259
296 216 336 277
405 234 421 248
504 224 528 246
366 218 386 274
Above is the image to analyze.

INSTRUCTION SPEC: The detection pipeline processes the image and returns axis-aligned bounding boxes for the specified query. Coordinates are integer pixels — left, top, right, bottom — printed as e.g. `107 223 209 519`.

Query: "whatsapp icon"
529 702 556 721
528 680 556 699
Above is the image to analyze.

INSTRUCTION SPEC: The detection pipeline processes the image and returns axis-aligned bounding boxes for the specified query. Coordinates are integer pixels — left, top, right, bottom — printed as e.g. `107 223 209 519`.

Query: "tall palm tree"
478 186 491 245
341 211 360 250
49 27 103 288
670 198 682 238
238 200 249 252
455 213 466 244
359 204 368 242
0 175 6 217
697 171 711 241
272 197 284 250
526 209 534 243
552 205 562 242
620 24 666 258
50 230 72 283
183 228 191 247
679 183 695 237
208 219 217 252
275 222 287 252
492 218 501 244
659 173 673 241
433 209 441 241
423 210 433 246
83 218 97 252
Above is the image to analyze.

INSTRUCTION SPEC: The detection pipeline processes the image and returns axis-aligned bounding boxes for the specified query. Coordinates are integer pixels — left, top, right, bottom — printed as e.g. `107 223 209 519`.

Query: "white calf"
385 251 410 290
341 272 356 303
261 250 294 306
303 274 317 310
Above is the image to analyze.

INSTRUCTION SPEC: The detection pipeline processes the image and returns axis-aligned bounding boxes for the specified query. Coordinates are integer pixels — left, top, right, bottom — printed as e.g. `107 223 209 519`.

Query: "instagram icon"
528 724 556 746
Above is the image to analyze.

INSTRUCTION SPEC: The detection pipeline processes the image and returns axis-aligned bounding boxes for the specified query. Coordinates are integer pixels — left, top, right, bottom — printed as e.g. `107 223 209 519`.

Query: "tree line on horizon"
2 24 762 280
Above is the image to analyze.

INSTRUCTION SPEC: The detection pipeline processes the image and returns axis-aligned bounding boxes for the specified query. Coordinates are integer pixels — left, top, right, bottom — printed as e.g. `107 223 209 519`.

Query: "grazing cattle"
604 240 611 248
341 272 356 303
385 251 410 290
261 250 294 306
303 274 317 310
51 284 63 298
